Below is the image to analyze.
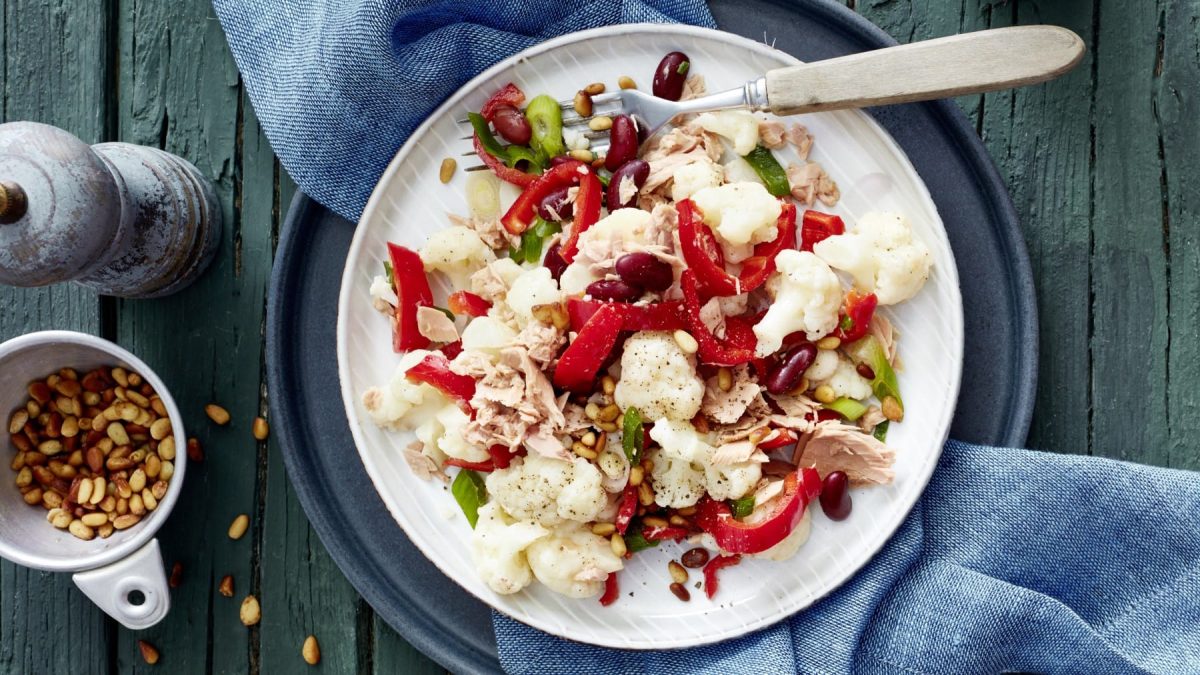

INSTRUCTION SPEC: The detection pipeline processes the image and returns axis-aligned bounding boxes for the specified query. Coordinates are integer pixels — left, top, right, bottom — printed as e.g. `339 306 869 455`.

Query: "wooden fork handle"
765 26 1085 116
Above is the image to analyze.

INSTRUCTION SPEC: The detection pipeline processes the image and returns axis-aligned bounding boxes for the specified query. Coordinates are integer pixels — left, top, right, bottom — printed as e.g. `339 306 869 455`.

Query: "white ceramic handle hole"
73 539 171 630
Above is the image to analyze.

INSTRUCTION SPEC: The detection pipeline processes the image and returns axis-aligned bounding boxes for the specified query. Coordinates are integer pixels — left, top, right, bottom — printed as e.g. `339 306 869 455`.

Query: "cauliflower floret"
671 159 724 201
414 417 446 464
690 182 783 247
754 251 842 357
812 211 932 305
818 357 874 400
696 110 760 155
361 350 448 430
526 522 624 598
558 208 655 294
563 126 591 151
722 157 765 186
558 263 594 296
648 419 759 506
485 454 607 527
471 502 550 594
505 267 561 327
434 404 489 462
803 348 839 382
614 332 704 421
460 316 517 356
421 226 496 289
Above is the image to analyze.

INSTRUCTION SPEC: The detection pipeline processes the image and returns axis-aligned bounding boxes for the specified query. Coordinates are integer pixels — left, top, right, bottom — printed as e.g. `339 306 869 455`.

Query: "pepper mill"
0 121 221 298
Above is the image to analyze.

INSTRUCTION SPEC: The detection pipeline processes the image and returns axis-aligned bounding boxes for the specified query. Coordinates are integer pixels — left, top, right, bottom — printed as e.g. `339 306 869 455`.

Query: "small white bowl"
0 330 187 629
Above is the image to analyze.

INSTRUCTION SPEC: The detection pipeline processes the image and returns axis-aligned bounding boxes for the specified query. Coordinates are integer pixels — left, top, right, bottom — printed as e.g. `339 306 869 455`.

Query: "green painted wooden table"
1 0 1195 672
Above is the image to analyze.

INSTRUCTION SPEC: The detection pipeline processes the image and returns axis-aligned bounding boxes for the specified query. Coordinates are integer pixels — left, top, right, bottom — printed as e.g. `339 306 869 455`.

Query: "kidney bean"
819 471 852 521
653 51 691 101
764 342 818 395
604 115 639 172
616 251 673 292
586 279 642 303
537 186 574 222
490 104 532 145
606 159 650 211
542 243 569 281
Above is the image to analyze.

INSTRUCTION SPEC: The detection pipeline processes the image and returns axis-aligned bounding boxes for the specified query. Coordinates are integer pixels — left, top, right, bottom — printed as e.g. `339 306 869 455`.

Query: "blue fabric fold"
494 440 1200 674
212 0 716 222
213 3 1200 672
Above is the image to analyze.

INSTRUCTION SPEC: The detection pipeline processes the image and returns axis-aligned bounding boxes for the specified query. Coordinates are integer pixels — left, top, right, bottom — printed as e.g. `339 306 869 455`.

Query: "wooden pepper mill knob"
0 121 221 297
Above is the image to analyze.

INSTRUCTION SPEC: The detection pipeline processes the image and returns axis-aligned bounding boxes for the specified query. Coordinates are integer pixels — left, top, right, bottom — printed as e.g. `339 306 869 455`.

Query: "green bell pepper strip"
451 469 486 528
742 145 791 197
468 112 543 172
729 495 755 519
847 335 904 414
825 397 869 422
624 525 659 553
524 94 566 161
622 407 644 464
873 420 889 442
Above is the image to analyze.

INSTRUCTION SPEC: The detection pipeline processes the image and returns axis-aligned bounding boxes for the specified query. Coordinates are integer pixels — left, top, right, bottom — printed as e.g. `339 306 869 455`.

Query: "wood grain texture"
766 25 1085 115
1157 0 1200 470
1090 0 1169 462
0 1 111 673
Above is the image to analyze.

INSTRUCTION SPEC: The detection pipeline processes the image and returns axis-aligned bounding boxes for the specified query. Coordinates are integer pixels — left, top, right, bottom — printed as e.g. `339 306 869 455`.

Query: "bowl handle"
72 538 171 629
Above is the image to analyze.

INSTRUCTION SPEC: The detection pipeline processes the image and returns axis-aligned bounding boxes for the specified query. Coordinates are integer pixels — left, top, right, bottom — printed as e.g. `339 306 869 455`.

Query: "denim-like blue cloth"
496 440 1200 673
212 3 1200 672
211 0 715 222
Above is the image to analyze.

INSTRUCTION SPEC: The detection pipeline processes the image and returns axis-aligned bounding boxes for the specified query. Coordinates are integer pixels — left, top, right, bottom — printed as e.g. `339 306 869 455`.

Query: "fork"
463 25 1084 168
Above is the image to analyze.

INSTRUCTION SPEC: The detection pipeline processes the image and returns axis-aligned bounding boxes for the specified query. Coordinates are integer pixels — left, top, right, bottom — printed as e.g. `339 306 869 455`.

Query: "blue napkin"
495 440 1200 673
212 2 1200 672
212 0 715 222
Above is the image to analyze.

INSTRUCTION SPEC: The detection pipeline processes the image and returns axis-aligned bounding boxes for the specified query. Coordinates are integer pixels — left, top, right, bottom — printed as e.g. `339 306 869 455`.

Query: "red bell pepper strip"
694 467 821 554
615 484 638 535
448 291 492 317
677 199 737 295
643 525 689 542
566 298 687 333
501 160 591 235
678 200 796 296
440 340 463 360
443 458 495 471
487 444 518 470
680 271 756 366
480 83 525 122
702 555 742 599
553 303 625 392
444 445 519 473
832 290 878 343
599 572 620 606
387 243 434 352
757 428 798 450
405 353 476 406
472 135 536 188
557 170 603 262
799 209 845 252
737 203 797 292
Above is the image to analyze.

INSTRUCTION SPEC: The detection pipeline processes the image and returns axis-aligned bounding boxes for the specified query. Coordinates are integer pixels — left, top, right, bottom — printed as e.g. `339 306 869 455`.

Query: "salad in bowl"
359 51 933 606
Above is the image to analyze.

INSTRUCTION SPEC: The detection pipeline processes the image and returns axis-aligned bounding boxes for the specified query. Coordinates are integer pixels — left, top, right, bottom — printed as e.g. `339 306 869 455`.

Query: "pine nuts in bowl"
0 330 188 629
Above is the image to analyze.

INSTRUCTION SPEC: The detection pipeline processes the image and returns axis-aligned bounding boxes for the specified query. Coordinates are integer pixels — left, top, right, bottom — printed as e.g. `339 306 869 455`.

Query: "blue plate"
266 1 1038 671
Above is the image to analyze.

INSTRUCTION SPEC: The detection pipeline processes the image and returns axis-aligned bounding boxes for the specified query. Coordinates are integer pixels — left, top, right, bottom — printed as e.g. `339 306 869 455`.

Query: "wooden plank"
112 0 257 671
1090 0 1169 462
976 1 1095 455
1158 0 1200 469
0 1 112 673
373 616 446 675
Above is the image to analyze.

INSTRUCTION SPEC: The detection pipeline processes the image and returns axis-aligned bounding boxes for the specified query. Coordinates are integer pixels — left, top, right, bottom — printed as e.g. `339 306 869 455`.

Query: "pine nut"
594 432 608 455
113 514 141 530
588 116 613 131
816 336 841 350
240 595 261 626
629 465 644 486
643 516 669 529
581 431 597 447
38 439 63 456
158 436 176 461
22 487 43 505
68 519 95 540
669 514 689 527
672 330 699 354
41 490 62 509
569 149 594 163
205 404 231 425
618 76 637 90
8 410 28 434
169 562 184 588
111 367 129 388
439 157 457 184
669 582 690 601
591 522 616 536
573 442 598 460
89 477 106 505
138 640 160 665
302 635 321 665
881 396 904 422
106 422 129 446
638 481 655 506
609 533 627 557
47 508 72 529
813 384 836 404
668 561 689 585
573 90 593 117
584 403 600 420
126 390 149 408
717 367 733 392
228 514 250 540
129 468 147 493
145 453 161 479
600 375 616 396
76 475 93 503
252 417 269 441
97 523 114 539
219 575 234 597
597 404 621 422
130 494 145 515
149 418 172 440
142 489 158 511
81 512 108 527
159 461 174 483
187 437 204 462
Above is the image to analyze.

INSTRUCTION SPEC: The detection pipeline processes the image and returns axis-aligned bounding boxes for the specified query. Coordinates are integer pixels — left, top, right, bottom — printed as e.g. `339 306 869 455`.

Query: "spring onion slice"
825 397 869 422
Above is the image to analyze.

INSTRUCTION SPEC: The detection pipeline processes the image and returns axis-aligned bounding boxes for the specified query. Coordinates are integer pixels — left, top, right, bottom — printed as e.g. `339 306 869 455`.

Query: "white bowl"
339 24 963 648
0 330 187 628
